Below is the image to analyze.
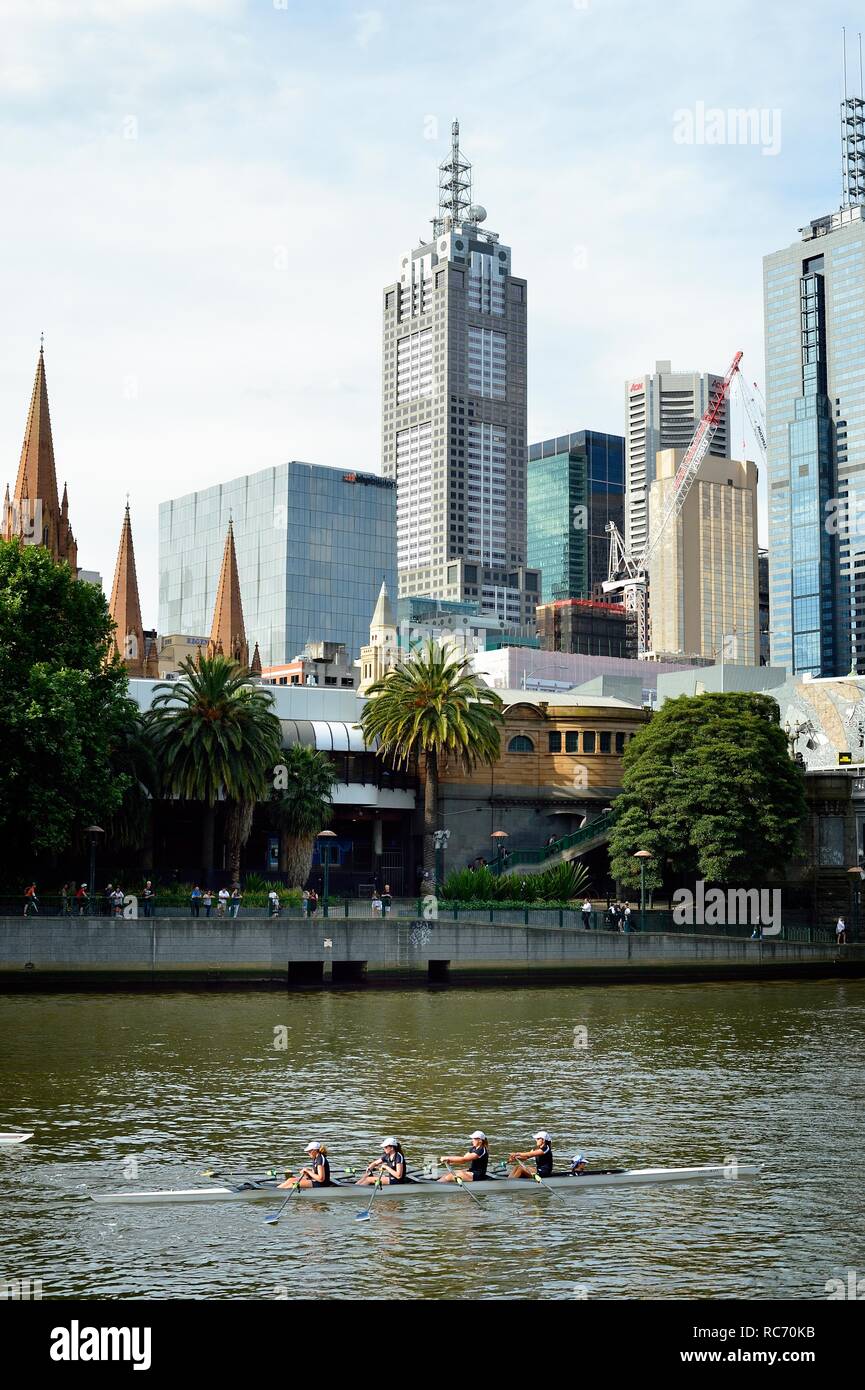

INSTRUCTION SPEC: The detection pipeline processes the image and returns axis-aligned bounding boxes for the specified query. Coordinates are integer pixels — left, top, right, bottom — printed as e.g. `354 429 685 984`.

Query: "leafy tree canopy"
608 692 807 889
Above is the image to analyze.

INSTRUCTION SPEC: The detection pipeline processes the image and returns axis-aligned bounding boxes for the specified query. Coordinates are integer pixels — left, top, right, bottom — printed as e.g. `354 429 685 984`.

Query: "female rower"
509 1129 554 1179
438 1130 489 1182
277 1141 331 1189
569 1152 588 1174
355 1137 407 1185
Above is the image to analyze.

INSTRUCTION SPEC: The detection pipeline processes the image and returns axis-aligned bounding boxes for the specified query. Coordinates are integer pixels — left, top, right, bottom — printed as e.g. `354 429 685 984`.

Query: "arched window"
508 734 535 753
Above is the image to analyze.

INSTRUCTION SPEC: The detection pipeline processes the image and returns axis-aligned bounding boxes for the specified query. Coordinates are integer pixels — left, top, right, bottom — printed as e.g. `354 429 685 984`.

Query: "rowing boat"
90 1163 760 1205
0 1132 33 1146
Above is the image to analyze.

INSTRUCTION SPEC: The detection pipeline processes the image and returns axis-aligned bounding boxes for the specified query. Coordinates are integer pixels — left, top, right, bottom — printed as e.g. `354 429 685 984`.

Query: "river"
1 980 863 1300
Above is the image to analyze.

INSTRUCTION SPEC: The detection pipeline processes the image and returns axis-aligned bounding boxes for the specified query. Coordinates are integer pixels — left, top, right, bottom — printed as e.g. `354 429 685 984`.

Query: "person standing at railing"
141 881 156 918
60 883 71 917
381 884 392 917
75 883 89 915
836 916 847 946
23 882 38 917
581 898 592 931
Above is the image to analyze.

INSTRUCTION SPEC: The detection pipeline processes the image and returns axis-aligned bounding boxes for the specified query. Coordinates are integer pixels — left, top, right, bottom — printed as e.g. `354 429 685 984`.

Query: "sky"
0 0 860 615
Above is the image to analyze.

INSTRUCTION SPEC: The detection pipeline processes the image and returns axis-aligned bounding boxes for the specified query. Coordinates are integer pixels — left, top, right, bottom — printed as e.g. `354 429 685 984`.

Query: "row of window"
507 731 637 755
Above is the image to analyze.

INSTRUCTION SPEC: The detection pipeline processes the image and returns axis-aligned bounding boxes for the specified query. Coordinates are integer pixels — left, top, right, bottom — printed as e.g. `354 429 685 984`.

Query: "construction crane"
603 350 764 655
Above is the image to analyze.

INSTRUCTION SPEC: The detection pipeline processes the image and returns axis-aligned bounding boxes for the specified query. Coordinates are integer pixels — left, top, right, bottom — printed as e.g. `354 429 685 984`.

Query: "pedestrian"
371 891 383 917
268 888 281 918
103 883 114 918
623 904 633 933
230 885 242 918
60 882 71 917
301 889 310 919
202 888 213 918
217 887 230 917
23 882 38 917
581 898 592 931
836 916 847 946
75 883 89 915
111 886 125 918
141 881 156 918
190 885 202 918
381 884 393 917
307 888 319 917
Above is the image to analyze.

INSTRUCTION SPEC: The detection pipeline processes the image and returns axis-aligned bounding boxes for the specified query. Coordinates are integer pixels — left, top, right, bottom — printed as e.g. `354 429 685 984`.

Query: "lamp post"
848 867 862 940
86 825 104 914
633 849 653 934
317 830 337 918
491 829 509 877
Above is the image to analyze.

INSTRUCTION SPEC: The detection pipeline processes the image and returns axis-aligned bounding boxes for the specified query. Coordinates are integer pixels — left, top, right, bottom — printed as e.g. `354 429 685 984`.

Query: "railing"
493 809 618 873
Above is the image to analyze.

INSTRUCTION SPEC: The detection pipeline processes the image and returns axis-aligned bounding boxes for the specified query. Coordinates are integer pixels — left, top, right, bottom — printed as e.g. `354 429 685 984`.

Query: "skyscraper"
763 41 865 676
527 430 625 603
624 361 730 557
381 120 539 630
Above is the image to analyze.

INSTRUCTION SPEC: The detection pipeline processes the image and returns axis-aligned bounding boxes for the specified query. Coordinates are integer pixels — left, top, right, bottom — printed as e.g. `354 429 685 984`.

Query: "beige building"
647 449 759 665
358 580 399 694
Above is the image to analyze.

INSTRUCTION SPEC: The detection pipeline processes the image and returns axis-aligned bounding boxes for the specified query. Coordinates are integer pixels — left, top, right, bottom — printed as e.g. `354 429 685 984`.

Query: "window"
565 731 579 753
615 732 626 755
548 731 562 752
599 732 611 753
508 735 534 753
583 731 596 753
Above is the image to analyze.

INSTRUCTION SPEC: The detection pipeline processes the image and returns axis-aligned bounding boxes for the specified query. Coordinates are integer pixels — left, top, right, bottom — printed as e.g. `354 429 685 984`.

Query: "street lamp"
847 867 862 940
633 849 653 933
491 829 509 877
317 830 337 918
86 825 104 913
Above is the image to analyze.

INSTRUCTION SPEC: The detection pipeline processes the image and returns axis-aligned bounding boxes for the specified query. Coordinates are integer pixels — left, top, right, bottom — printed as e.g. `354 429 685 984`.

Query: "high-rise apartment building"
381 120 539 630
647 449 760 665
527 430 625 603
624 361 730 557
763 57 865 675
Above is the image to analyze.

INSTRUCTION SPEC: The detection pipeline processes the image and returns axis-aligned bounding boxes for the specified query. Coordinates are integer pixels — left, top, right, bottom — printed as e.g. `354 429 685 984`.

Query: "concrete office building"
647 449 760 665
159 462 397 668
763 64 865 676
527 430 625 603
381 120 539 628
625 361 730 557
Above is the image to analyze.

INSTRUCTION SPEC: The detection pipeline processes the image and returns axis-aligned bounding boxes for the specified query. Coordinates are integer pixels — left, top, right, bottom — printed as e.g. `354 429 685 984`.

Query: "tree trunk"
423 749 438 878
281 830 316 888
226 801 255 885
201 804 216 878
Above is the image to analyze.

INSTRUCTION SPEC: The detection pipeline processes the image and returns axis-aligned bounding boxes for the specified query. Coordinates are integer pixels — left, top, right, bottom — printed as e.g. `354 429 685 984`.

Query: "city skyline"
0 0 858 614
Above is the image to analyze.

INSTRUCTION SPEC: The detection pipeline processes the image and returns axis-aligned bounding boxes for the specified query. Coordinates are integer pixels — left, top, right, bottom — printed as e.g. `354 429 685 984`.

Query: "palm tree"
105 703 158 858
148 656 282 877
270 744 335 885
360 641 504 877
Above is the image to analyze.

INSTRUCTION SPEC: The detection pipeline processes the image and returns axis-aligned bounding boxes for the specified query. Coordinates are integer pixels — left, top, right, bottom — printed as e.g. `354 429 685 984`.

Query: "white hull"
0 1132 33 1146
90 1163 760 1205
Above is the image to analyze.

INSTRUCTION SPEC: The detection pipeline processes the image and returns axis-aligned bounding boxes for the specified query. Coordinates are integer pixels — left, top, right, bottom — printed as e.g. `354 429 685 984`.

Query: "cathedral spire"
3 345 77 570
109 501 154 677
208 519 249 670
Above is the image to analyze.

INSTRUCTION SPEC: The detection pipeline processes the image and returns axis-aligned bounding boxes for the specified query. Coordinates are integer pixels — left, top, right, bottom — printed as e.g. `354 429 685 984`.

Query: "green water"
1 980 863 1300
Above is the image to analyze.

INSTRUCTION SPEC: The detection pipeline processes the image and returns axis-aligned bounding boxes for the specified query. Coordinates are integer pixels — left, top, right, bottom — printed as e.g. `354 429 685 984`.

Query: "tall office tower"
527 430 625 603
763 38 865 675
624 362 730 557
647 449 760 665
381 120 539 630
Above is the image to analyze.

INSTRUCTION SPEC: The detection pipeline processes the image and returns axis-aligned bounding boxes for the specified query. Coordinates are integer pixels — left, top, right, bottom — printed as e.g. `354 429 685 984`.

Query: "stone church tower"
358 579 399 694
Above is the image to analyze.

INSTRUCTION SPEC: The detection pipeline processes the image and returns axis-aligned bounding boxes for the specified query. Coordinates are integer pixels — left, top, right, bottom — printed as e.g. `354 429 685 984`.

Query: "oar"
201 1168 279 1179
528 1169 561 1198
443 1162 485 1208
263 1181 302 1226
355 1169 384 1222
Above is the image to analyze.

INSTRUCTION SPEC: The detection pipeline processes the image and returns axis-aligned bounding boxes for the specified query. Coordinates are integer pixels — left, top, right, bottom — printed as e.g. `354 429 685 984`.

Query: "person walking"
23 882 38 917
190 885 202 918
75 883 89 915
301 889 310 919
371 891 383 917
103 883 114 918
836 915 848 946
60 882 71 917
581 898 592 931
268 887 281 918
141 881 156 918
230 885 242 918
623 904 633 933
111 886 125 917
381 884 393 918
307 888 319 918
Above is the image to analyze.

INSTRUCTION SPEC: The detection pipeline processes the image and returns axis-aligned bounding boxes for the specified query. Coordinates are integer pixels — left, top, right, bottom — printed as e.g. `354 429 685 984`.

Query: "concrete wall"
1 917 861 988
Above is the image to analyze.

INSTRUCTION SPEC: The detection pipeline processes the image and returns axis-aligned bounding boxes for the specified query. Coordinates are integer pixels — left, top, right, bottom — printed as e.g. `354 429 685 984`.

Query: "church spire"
3 345 77 571
207 519 249 670
109 501 153 677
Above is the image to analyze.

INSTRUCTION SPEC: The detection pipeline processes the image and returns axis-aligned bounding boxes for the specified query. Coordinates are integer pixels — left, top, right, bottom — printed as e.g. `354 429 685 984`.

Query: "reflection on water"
0 981 863 1300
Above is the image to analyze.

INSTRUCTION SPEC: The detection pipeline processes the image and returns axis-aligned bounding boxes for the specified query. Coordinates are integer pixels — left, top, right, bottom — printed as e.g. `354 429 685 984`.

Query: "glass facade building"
158 462 397 668
527 430 625 603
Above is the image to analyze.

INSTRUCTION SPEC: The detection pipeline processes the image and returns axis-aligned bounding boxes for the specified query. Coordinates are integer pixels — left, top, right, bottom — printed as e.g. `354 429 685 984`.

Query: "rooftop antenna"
841 27 865 208
433 118 472 237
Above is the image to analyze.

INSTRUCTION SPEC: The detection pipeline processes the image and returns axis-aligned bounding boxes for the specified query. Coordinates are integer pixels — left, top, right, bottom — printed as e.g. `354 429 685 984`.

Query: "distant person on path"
111 886 125 917
60 883 71 917
268 888 281 918
623 905 633 933
217 887 230 917
371 892 383 917
836 916 848 946
190 886 202 918
75 883 89 915
381 885 393 917
141 881 155 918
103 883 114 918
230 886 242 918
23 882 38 916
606 903 618 931
301 890 310 918
202 889 213 918
307 889 319 918
581 898 592 931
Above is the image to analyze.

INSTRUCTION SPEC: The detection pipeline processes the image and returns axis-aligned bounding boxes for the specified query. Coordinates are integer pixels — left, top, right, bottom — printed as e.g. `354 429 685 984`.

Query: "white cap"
533 1131 553 1142
80 883 87 888
571 1152 586 1163
380 1136 400 1149
304 1141 323 1152
470 1130 487 1141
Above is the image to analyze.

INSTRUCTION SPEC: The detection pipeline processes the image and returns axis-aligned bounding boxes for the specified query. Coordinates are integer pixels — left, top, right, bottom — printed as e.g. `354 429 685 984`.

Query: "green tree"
360 642 504 875
270 744 335 886
148 655 282 877
104 708 158 856
0 539 139 873
608 692 807 891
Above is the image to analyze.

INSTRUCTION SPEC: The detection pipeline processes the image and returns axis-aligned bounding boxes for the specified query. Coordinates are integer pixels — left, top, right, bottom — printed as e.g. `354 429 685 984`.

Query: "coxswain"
356 1137 407 1185
569 1152 588 1174
438 1130 489 1182
277 1141 331 1189
509 1130 554 1179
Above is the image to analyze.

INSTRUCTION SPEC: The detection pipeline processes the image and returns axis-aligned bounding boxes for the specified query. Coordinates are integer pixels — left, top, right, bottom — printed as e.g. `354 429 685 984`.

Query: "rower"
438 1130 489 1183
277 1141 331 1189
355 1137 407 1185
509 1129 554 1179
569 1152 588 1174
